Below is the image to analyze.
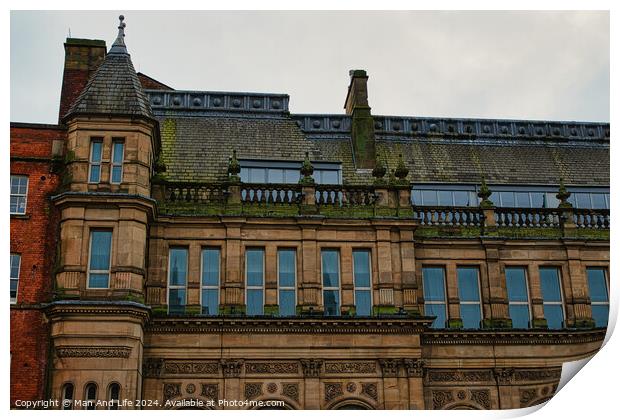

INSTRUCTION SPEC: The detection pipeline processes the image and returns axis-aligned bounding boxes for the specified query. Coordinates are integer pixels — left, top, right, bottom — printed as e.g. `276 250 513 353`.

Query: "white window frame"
61 383 74 410
457 266 483 329
321 249 341 316
110 139 125 184
277 248 297 316
505 266 532 328
422 266 448 328
352 249 373 315
539 266 566 329
86 230 113 289
10 175 29 215
84 383 97 410
200 247 220 315
88 138 103 183
586 267 610 324
167 247 188 314
10 253 21 304
245 248 265 315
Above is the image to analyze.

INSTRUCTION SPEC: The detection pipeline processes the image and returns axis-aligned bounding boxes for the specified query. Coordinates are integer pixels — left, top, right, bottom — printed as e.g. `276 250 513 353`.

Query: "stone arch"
329 398 375 410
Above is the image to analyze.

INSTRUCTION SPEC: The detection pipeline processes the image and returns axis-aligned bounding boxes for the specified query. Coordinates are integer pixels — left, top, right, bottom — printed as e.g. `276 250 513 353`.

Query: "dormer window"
239 159 341 184
88 138 103 183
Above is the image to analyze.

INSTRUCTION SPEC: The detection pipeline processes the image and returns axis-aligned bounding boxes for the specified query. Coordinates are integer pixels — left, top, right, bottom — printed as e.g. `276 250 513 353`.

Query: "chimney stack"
58 38 107 122
344 70 376 169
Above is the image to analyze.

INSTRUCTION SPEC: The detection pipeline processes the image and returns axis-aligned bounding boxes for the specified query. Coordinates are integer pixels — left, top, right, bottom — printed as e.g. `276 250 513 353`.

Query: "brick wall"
10 124 65 406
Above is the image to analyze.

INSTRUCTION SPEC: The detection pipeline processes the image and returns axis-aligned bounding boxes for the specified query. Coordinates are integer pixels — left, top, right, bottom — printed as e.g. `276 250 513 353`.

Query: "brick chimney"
58 38 107 122
344 70 376 169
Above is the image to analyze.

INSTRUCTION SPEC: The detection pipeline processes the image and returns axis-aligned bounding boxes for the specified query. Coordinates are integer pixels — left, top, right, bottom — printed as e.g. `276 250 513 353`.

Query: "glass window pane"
422 190 437 206
249 168 266 183
247 289 264 315
422 267 446 301
530 192 544 208
285 169 299 183
515 192 530 207
355 290 372 316
506 267 528 302
278 249 296 288
461 304 482 329
10 255 20 278
544 304 564 329
591 194 606 209
321 250 340 288
437 190 452 206
412 190 422 205
90 231 112 271
112 142 124 163
453 191 469 206
425 304 446 328
169 248 187 286
89 164 100 183
591 305 609 328
168 289 186 313
353 250 371 288
10 196 18 213
540 268 562 301
489 191 500 206
279 289 296 316
587 268 608 302
202 249 220 286
91 141 102 162
268 168 284 183
240 167 249 183
320 170 339 185
500 191 515 207
509 304 530 329
545 192 559 208
567 193 577 207
323 290 340 316
457 267 480 302
201 289 219 315
574 193 590 209
246 249 264 286
88 273 109 288
111 166 122 183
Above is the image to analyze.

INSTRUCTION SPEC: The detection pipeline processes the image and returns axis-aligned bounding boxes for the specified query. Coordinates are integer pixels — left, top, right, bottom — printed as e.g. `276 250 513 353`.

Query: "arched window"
84 383 97 410
61 383 74 410
108 383 120 410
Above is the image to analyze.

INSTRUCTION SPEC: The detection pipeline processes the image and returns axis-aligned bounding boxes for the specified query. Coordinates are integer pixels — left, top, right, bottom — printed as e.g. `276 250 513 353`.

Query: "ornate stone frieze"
300 359 323 377
185 383 196 394
324 361 376 374
470 389 491 409
281 383 300 403
56 346 131 358
221 359 243 377
427 370 494 383
403 359 425 378
379 359 400 377
200 383 219 401
361 383 378 401
432 390 454 409
520 388 538 406
324 383 344 402
143 358 164 377
163 383 182 401
346 382 357 393
245 362 299 375
245 383 263 400
494 368 515 385
164 361 219 375
266 383 278 393
422 330 605 345
514 368 562 382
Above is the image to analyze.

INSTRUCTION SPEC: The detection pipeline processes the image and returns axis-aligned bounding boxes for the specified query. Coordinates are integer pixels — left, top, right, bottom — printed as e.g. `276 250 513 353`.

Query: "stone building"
11 17 609 410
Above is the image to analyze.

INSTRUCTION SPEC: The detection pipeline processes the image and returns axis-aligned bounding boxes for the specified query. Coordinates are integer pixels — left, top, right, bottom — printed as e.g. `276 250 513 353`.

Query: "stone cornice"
51 192 157 217
147 316 433 334
422 329 606 345
44 300 151 323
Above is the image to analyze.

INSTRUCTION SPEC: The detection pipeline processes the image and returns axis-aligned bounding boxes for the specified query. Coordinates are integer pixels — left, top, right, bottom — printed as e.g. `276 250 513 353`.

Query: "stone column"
484 243 511 328
221 359 243 409
446 263 462 329
380 359 402 409
494 368 515 409
565 243 594 328
301 359 322 409
299 223 321 313
375 228 395 314
222 221 245 314
528 263 547 328
400 230 419 315
403 359 425 409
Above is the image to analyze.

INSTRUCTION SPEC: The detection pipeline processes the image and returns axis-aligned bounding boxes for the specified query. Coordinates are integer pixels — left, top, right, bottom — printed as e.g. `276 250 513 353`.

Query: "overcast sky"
10 10 609 124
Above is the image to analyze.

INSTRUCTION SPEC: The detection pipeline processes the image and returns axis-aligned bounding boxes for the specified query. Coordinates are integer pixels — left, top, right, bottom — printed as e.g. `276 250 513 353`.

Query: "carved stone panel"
164 361 219 375
281 383 300 403
403 359 425 377
143 358 164 377
301 359 323 377
432 390 454 409
379 359 400 377
514 368 562 382
324 361 376 374
245 383 263 400
361 383 378 401
200 383 219 401
56 346 131 358
163 383 182 401
221 359 243 377
324 383 344 402
470 389 491 409
494 368 515 385
427 370 494 383
245 362 299 375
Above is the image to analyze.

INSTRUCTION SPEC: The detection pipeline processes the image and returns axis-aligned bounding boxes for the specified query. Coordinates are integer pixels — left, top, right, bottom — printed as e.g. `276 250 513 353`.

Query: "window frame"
352 249 373 317
10 175 29 215
539 266 566 329
10 253 21 304
245 247 265 316
88 137 104 184
586 267 610 327
86 230 113 289
108 383 121 410
110 138 125 184
61 382 75 410
321 249 341 316
422 266 448 329
456 266 483 329
84 382 97 410
277 248 297 317
200 247 221 316
167 247 189 314
504 266 532 329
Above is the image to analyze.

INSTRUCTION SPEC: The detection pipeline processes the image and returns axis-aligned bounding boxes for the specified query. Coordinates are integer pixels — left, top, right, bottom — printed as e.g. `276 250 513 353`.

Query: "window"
539 267 565 329
239 159 341 185
457 267 482 329
423 267 447 328
505 267 531 329
321 250 340 316
587 268 609 328
87 230 112 288
10 175 28 215
353 250 372 316
84 383 97 410
412 188 477 207
168 248 188 314
88 138 103 183
10 254 20 304
246 248 265 316
61 383 74 410
108 383 120 410
110 140 125 184
278 249 296 316
201 248 220 315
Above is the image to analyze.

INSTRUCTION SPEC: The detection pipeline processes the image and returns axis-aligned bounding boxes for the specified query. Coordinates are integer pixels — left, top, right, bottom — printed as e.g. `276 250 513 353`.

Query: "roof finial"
109 14 128 55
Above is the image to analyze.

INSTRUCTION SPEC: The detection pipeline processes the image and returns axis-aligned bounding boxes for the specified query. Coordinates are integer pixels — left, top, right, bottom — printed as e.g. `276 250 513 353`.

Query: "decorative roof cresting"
108 15 128 55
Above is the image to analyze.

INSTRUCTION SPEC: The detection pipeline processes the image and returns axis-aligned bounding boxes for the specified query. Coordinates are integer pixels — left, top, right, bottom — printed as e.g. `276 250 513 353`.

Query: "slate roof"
146 89 610 187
